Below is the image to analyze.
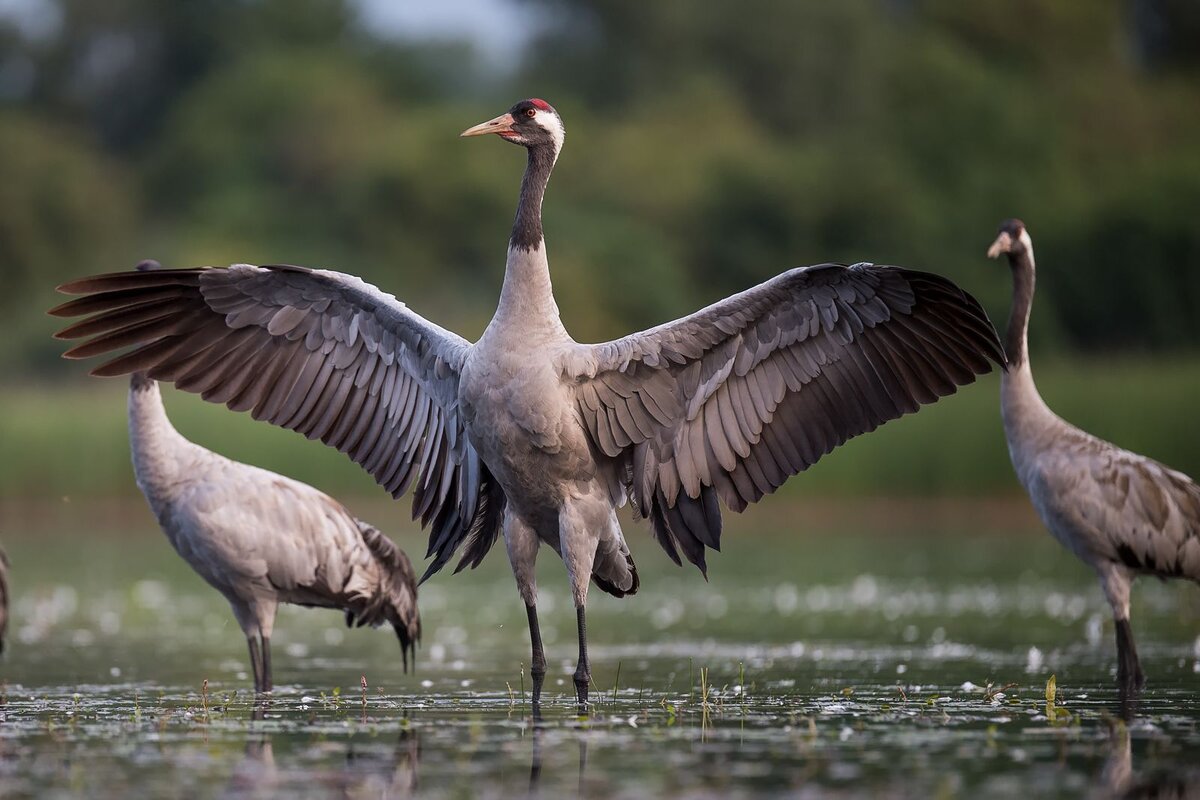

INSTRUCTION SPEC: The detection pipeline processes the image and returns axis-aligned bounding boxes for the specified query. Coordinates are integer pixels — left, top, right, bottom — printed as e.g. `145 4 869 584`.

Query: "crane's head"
987 218 1032 259
461 98 565 158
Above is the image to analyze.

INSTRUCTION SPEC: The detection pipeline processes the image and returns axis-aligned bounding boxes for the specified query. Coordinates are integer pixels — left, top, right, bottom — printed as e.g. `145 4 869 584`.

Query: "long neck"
1005 247 1035 369
128 374 189 507
494 144 565 334
510 144 556 251
1000 245 1054 436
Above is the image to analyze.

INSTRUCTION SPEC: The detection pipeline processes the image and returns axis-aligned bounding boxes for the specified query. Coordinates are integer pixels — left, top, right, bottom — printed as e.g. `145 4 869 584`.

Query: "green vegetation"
3 1 1199 498
6 355 1200 499
3 0 1200 381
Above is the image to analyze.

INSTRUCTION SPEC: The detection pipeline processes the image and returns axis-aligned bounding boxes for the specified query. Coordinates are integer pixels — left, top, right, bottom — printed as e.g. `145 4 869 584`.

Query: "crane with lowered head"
122 260 420 693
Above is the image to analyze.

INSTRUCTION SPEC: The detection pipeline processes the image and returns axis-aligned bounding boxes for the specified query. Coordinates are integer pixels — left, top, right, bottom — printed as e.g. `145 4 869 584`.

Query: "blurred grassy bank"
3 355 1198 502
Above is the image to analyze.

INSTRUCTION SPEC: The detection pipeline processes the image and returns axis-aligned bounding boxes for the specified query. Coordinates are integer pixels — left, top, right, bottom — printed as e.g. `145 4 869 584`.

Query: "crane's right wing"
51 265 504 581
564 263 1006 574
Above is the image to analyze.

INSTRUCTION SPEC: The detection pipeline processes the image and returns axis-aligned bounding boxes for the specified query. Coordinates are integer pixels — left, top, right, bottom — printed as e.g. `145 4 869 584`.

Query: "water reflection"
527 719 588 797
529 721 541 793
225 705 420 798
3 521 1199 797
1098 720 1200 800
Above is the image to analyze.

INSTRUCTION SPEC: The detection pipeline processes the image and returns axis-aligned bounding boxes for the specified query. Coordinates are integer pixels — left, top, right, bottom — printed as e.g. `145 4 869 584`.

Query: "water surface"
1 500 1197 798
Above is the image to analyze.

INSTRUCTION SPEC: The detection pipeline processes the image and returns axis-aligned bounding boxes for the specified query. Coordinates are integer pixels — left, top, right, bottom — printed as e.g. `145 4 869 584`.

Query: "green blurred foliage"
5 357 1200 500
1 0 1198 366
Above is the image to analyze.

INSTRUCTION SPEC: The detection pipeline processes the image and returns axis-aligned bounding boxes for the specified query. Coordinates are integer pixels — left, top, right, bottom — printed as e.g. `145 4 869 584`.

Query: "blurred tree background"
2 0 1198 498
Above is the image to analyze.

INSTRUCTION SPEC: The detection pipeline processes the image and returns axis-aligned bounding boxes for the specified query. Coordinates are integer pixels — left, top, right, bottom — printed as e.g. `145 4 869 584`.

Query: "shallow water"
1 501 1197 798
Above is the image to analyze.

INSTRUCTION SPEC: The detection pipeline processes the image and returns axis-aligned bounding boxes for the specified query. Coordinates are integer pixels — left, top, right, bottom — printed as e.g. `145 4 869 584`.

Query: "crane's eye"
524 108 537 118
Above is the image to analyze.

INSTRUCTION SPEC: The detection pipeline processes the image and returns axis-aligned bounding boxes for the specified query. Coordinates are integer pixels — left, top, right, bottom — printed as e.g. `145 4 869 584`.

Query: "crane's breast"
460 346 594 507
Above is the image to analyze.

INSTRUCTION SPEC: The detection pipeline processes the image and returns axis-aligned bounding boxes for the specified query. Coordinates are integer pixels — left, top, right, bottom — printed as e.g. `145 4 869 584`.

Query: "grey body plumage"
989 219 1200 697
125 322 419 692
53 99 1004 711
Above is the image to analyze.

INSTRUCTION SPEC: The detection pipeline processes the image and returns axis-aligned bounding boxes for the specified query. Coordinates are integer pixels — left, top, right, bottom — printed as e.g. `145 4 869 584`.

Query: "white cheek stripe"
1019 228 1033 251
534 109 565 158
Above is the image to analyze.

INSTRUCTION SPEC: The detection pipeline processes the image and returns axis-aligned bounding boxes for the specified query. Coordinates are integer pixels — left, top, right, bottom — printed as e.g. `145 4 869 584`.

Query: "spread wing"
51 265 503 580
567 263 1006 574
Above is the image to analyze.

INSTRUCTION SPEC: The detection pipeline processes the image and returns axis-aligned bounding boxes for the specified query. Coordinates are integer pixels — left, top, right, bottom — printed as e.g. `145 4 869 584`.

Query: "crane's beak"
461 113 516 138
987 232 1012 259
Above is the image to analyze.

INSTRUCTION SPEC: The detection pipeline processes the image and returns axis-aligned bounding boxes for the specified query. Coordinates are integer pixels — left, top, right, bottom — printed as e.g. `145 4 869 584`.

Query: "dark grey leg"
573 606 591 712
261 635 273 693
1115 617 1146 698
526 604 547 716
247 636 264 693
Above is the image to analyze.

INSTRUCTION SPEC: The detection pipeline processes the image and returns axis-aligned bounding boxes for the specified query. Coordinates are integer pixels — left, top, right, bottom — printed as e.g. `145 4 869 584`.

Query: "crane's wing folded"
1035 434 1200 579
566 263 1006 574
51 265 504 581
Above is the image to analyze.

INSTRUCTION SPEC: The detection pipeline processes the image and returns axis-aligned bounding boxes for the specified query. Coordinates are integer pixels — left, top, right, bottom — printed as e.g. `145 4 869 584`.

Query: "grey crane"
988 219 1200 697
123 261 420 692
52 99 1004 711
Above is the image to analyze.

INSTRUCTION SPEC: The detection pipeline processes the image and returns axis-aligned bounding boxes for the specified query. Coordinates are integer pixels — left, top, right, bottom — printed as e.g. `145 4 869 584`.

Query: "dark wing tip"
903 267 1008 371
55 268 205 298
55 270 146 295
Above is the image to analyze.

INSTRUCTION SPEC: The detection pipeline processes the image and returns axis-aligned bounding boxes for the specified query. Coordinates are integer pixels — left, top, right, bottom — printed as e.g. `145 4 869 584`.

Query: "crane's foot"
573 670 590 714
247 635 265 694
1117 667 1146 702
530 663 546 719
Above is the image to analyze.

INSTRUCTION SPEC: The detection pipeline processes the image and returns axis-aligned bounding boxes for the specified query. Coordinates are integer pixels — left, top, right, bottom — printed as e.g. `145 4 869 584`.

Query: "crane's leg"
1098 564 1145 698
233 602 268 693
559 499 602 713
261 637 273 693
259 601 278 694
505 513 545 714
574 606 591 711
246 635 265 693
526 603 547 710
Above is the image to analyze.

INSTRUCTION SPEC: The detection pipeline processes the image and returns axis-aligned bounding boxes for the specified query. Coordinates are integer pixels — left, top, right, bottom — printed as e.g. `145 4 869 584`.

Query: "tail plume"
355 522 421 671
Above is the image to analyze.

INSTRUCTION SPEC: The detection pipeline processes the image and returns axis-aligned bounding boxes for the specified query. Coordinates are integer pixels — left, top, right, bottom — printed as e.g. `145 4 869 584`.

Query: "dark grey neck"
510 144 556 251
1005 249 1035 368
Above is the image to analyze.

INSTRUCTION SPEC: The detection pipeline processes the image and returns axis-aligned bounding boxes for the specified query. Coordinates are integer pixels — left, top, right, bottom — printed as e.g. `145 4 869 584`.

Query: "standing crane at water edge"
117 261 420 693
51 99 1005 712
988 219 1200 698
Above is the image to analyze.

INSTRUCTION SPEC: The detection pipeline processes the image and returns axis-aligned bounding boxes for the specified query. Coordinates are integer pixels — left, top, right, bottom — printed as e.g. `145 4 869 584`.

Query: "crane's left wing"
564 263 1005 574
51 265 504 581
